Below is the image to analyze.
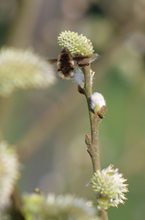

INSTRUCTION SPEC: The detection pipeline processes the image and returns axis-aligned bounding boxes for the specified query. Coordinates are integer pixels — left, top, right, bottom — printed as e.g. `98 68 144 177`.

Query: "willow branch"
82 65 101 172
81 65 108 220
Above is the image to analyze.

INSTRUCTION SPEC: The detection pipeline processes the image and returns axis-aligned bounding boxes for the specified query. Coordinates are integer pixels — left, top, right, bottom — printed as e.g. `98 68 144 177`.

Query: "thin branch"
82 65 101 172
81 65 108 220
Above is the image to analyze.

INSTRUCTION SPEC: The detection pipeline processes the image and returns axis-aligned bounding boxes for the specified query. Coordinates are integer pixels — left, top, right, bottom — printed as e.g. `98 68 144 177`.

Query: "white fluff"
90 92 106 111
74 68 84 88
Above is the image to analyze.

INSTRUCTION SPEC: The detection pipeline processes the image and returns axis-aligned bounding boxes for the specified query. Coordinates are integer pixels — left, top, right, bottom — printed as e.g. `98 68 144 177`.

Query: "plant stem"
82 65 101 172
9 186 26 220
82 65 108 220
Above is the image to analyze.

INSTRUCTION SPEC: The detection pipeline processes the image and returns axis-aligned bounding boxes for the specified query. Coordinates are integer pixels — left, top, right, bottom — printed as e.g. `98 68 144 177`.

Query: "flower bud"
90 92 106 118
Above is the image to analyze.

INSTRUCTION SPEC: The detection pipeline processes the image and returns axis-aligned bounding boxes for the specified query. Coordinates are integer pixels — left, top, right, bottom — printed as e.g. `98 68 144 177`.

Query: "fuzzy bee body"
49 48 98 79
57 48 75 79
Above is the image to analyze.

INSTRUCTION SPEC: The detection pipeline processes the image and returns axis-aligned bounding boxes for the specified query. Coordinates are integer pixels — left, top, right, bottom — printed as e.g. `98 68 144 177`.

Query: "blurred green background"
0 0 145 219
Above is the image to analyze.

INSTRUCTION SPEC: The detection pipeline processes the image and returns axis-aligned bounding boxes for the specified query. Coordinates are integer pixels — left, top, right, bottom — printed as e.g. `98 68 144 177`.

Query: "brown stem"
98 209 108 220
82 65 108 220
82 65 101 172
9 187 26 220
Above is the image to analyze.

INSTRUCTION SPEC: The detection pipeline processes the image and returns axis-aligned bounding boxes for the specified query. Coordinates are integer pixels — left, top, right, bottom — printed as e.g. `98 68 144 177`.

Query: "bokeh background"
0 0 145 219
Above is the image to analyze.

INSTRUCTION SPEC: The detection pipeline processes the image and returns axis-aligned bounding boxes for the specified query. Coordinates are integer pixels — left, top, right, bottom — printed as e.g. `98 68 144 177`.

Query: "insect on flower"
49 48 98 79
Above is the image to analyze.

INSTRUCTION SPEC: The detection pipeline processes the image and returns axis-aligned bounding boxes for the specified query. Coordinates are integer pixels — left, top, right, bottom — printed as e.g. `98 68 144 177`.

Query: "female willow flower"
23 193 99 220
58 31 94 56
0 48 56 96
91 165 128 210
0 141 19 210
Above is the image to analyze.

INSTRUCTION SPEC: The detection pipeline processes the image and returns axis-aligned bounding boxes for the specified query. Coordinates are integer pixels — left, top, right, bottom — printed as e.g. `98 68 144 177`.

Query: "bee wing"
90 53 100 63
74 53 100 66
47 58 57 64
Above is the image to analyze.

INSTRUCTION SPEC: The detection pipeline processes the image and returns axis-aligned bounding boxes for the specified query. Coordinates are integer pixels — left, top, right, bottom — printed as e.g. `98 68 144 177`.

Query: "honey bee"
49 48 98 79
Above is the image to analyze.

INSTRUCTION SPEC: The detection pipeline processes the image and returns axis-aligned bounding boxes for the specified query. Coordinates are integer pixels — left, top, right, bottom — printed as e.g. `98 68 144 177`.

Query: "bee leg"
78 63 89 67
77 58 90 67
78 85 85 95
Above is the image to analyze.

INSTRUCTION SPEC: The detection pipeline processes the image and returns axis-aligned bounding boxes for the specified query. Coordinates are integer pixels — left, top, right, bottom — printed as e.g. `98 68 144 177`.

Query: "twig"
81 65 108 220
82 65 101 172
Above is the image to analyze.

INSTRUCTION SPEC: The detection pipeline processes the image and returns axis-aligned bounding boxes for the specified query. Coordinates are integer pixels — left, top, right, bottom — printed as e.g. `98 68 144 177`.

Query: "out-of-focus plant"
23 193 99 220
0 48 56 96
0 141 19 210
